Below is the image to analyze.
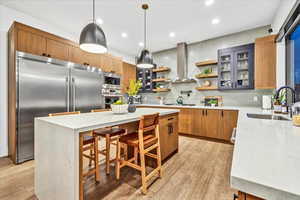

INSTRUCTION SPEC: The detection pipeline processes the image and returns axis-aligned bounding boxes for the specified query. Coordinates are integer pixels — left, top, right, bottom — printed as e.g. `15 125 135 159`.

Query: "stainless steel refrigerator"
16 51 104 163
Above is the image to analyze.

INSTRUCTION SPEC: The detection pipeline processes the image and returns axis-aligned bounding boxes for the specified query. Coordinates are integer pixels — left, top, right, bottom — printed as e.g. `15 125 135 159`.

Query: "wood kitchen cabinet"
255 35 277 89
122 62 137 93
17 29 47 56
178 108 194 134
46 38 69 61
138 106 238 142
220 110 239 141
112 56 123 75
159 114 179 160
238 191 264 200
203 109 222 139
69 46 101 67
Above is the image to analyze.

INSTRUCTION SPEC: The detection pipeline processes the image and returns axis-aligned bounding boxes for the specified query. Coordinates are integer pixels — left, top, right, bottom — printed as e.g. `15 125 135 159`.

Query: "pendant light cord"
144 7 147 49
93 0 95 23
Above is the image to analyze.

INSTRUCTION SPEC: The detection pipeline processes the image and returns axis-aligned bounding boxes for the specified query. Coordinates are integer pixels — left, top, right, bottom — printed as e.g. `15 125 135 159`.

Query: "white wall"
0 5 134 157
271 0 297 88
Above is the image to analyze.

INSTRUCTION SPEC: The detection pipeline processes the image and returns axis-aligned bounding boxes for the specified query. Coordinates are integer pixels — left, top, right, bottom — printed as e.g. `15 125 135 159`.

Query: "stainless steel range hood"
172 42 196 84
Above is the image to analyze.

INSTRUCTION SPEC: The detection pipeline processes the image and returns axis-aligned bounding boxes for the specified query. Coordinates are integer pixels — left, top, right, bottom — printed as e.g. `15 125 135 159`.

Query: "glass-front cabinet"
136 68 156 93
218 44 254 90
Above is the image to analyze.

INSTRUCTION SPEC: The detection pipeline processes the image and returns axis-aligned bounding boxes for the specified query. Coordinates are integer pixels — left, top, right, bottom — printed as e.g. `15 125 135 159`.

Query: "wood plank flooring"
0 136 236 200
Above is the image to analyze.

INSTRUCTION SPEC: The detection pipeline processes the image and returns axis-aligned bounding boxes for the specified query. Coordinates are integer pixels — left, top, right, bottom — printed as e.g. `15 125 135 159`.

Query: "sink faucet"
275 86 296 117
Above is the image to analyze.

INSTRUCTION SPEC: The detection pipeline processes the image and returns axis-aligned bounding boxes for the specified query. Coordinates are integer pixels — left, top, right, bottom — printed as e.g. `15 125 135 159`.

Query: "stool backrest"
139 113 159 132
48 111 80 117
91 109 111 112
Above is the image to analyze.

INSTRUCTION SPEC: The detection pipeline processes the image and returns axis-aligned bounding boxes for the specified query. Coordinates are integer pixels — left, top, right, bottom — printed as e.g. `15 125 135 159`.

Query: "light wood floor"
0 136 236 200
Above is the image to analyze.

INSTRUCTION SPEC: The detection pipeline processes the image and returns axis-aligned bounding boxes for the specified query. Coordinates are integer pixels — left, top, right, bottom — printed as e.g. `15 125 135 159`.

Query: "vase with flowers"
126 80 142 113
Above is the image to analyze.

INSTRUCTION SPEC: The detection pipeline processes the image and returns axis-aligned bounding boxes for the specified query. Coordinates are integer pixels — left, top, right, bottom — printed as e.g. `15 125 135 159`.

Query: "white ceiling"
0 0 281 56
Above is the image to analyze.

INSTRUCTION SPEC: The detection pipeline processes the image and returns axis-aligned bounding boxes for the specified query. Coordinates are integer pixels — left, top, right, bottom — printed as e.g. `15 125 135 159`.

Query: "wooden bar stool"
48 111 100 199
91 109 127 175
117 113 162 194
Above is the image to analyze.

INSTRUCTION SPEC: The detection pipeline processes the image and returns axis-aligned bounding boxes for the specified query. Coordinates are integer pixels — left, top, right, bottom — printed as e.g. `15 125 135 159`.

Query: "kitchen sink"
247 113 290 121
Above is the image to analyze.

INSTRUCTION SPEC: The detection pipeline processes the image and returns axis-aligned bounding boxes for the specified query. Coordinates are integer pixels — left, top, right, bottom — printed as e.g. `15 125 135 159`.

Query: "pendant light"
79 0 107 54
136 4 154 68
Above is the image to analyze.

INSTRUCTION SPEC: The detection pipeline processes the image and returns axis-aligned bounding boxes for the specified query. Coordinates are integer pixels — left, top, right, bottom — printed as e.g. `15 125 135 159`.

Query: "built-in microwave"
103 72 120 86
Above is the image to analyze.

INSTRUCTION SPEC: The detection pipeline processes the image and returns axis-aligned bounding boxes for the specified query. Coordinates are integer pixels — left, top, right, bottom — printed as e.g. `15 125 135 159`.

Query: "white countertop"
139 104 300 199
36 108 179 132
139 103 248 110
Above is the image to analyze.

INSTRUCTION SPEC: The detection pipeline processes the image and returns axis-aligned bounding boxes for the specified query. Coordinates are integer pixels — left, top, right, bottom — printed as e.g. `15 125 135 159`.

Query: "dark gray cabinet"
218 44 254 90
136 68 156 93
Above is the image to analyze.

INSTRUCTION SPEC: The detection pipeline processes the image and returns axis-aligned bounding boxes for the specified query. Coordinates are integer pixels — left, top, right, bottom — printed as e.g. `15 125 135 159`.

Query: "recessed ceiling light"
205 0 214 6
212 18 220 25
121 32 128 38
96 18 103 25
139 42 144 47
169 32 175 38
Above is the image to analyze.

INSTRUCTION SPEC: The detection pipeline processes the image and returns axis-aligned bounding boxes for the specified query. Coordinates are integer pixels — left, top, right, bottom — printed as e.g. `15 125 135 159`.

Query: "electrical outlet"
253 96 258 102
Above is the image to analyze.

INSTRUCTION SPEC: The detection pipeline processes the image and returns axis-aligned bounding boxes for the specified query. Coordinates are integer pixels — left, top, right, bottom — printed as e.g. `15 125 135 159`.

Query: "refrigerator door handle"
66 77 70 112
72 77 76 111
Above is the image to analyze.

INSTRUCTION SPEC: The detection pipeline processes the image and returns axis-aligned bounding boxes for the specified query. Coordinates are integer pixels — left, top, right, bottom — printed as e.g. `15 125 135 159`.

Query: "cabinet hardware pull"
47 54 51 57
206 110 208 116
202 110 204 115
221 110 224 117
42 53 47 56
168 118 174 121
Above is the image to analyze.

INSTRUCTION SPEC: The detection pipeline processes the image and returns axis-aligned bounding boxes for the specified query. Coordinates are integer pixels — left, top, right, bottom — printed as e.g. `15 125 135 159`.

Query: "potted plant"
273 90 286 114
111 99 128 114
208 99 218 107
126 80 142 113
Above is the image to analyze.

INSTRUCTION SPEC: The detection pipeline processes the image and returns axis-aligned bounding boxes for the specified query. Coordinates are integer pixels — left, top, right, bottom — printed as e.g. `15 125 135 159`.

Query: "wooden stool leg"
134 147 138 165
105 134 110 175
124 144 128 160
139 150 147 194
94 136 100 182
116 138 121 180
88 147 93 167
155 126 162 178
79 134 84 200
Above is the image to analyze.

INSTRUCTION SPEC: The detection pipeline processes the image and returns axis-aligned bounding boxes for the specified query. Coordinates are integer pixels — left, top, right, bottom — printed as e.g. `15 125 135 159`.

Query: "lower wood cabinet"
203 109 222 139
137 106 238 142
159 114 178 160
238 191 264 200
220 110 239 140
178 108 194 134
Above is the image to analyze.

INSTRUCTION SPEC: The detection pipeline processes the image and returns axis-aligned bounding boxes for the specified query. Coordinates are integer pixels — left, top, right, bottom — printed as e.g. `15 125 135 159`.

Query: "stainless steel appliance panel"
17 58 69 163
71 68 103 113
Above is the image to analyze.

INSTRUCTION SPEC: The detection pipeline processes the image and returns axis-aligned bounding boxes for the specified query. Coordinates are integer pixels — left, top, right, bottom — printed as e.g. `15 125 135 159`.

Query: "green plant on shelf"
202 67 212 75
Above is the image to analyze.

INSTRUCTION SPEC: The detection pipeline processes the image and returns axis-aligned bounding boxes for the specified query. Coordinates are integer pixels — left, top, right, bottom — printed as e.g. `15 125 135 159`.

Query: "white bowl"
111 104 128 114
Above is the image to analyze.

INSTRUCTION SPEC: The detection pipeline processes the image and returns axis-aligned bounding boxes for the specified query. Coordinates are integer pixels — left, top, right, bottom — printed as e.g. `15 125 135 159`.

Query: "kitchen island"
34 108 179 200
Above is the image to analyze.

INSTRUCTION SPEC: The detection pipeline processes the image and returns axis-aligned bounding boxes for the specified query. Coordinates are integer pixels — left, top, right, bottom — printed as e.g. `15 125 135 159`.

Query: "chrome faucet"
275 86 296 117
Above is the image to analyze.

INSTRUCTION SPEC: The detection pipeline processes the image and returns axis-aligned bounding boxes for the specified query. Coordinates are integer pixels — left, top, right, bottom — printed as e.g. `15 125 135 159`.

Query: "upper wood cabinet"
255 35 277 89
112 57 123 75
46 38 69 61
69 46 101 67
100 54 113 72
17 29 47 56
121 62 137 93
